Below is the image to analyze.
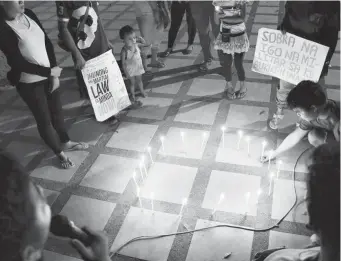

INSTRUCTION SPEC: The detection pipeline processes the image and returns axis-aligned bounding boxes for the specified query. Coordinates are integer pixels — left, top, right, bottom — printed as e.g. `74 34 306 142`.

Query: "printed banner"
252 28 329 85
81 50 131 122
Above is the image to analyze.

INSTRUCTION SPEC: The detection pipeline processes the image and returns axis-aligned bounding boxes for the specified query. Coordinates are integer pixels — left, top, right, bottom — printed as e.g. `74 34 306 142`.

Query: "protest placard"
81 50 131 122
252 28 329 85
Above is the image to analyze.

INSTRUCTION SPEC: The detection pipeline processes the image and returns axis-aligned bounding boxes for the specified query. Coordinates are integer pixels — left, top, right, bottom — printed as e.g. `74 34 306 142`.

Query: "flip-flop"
182 46 193 55
130 100 143 109
234 88 247 99
160 49 172 58
148 61 165 68
65 142 89 151
144 70 153 76
225 89 236 100
60 157 75 169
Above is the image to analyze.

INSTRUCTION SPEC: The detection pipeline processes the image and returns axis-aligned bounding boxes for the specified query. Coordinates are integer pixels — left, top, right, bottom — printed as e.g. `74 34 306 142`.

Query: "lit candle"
147 146 153 164
261 141 267 159
276 160 282 179
179 198 188 216
257 188 262 202
141 156 148 176
150 192 154 212
245 136 251 156
221 126 226 148
268 150 274 170
201 132 207 150
268 172 274 196
139 162 145 181
212 193 225 215
137 188 143 208
245 192 251 213
180 131 185 143
237 130 243 150
132 171 138 188
160 136 165 153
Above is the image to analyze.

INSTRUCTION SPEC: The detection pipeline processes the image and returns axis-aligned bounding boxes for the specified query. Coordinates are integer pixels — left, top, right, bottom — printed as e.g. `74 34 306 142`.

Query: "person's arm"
278 1 290 33
120 48 129 78
273 128 309 157
333 121 340 141
56 1 86 69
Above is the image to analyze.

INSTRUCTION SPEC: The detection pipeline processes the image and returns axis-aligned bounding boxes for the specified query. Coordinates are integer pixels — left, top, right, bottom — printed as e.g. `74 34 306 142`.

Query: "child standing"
120 25 147 102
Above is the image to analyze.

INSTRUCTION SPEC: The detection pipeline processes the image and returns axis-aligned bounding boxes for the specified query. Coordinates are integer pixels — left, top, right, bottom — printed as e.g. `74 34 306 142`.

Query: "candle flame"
160 136 165 141
238 130 243 137
182 198 188 205
147 146 151 152
221 126 226 132
262 141 267 147
220 193 225 200
257 189 262 196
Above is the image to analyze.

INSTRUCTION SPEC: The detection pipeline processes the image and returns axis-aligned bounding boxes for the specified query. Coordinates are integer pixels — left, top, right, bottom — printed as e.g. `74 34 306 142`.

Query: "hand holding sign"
252 28 329 85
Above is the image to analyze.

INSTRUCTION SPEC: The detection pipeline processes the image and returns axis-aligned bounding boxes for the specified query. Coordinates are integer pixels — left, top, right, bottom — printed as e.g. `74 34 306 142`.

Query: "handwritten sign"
252 28 329 85
82 50 131 122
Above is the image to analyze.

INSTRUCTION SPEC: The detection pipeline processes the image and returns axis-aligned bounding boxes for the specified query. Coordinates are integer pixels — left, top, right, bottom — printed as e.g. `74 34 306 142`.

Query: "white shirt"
6 14 50 83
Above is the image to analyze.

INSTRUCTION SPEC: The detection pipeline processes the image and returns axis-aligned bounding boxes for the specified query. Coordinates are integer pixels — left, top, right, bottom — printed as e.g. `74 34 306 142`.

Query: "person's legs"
183 2 197 54
129 76 136 101
269 79 295 129
234 52 247 99
135 75 146 97
218 50 234 98
76 70 90 100
16 81 74 168
189 1 212 68
167 2 186 50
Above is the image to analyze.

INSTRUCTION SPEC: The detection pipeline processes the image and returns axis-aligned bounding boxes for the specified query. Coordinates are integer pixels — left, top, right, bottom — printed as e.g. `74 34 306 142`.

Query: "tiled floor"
0 1 340 261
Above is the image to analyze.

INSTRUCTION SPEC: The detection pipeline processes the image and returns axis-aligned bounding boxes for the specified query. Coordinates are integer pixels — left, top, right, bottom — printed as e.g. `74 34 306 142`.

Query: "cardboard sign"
252 28 329 85
81 51 131 122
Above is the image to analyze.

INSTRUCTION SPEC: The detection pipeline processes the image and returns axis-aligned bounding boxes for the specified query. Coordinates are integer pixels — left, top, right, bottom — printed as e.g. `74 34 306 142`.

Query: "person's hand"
51 66 62 77
333 121 340 141
74 54 86 70
260 150 277 163
50 77 60 93
71 227 111 261
136 36 146 44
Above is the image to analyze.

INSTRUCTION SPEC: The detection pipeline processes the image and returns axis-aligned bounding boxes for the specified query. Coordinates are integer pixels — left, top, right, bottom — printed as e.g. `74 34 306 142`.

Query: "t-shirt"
56 1 109 61
299 100 340 132
264 247 320 261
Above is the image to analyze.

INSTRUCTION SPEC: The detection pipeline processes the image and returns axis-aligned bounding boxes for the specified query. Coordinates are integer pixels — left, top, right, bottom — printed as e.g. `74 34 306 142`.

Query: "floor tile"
276 139 311 173
327 88 340 103
43 189 60 207
268 231 311 249
147 81 182 94
186 219 254 261
43 251 81 261
174 101 220 125
243 81 271 102
226 104 269 131
159 127 209 159
202 171 261 216
61 89 84 112
127 97 173 120
244 46 255 61
160 58 195 72
106 122 158 152
60 195 116 231
0 109 32 133
187 78 225 97
330 53 340 67
325 69 340 86
271 179 308 224
140 162 197 204
111 207 179 261
80 154 139 193
254 15 278 24
6 141 45 167
0 89 16 104
30 151 89 183
216 132 265 168
68 117 108 146
106 19 136 30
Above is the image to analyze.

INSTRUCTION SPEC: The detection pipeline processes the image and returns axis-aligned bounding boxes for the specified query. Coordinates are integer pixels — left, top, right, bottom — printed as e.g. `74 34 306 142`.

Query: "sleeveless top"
123 44 145 77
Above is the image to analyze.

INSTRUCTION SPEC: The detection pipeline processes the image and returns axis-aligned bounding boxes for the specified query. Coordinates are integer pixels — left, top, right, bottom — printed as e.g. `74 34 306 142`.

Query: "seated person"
0 151 111 261
254 143 340 261
262 80 340 162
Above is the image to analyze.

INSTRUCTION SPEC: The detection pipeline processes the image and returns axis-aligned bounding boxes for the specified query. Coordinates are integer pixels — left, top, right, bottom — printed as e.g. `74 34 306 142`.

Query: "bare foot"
58 152 75 169
63 141 89 151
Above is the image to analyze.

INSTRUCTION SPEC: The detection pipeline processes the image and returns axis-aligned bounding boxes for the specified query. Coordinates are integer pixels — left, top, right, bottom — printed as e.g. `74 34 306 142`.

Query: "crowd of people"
0 0 340 261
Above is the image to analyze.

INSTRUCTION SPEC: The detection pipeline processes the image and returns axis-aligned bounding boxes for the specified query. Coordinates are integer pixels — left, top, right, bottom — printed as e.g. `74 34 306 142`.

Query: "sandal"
144 70 153 76
234 88 247 99
160 48 172 58
60 157 75 169
65 142 89 151
148 61 165 68
182 45 193 55
225 89 236 100
199 58 213 72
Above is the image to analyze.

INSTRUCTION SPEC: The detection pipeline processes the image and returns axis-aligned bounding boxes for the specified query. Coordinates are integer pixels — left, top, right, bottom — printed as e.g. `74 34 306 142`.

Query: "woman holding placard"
213 0 249 100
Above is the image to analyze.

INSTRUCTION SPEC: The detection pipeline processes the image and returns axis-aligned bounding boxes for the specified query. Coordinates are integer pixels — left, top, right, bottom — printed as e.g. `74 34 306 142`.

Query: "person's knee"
308 129 326 147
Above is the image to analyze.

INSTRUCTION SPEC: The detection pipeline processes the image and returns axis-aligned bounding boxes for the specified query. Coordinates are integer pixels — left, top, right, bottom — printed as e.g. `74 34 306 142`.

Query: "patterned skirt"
214 32 250 54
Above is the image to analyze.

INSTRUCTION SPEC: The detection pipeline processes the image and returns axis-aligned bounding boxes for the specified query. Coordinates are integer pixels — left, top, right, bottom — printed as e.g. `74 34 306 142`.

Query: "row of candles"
134 128 283 214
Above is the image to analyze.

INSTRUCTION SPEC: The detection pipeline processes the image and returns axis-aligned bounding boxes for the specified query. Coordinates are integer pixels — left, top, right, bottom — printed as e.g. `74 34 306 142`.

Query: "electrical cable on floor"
110 148 312 257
